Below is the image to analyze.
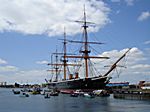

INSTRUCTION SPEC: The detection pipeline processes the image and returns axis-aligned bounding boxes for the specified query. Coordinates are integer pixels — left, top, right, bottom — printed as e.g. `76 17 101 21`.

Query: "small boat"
70 93 78 97
84 93 95 98
41 89 52 95
21 88 32 92
74 90 84 96
12 89 20 94
60 89 74 94
31 87 42 95
25 94 29 97
44 93 50 98
93 90 110 97
50 92 59 96
20 92 29 97
31 91 40 95
40 91 45 95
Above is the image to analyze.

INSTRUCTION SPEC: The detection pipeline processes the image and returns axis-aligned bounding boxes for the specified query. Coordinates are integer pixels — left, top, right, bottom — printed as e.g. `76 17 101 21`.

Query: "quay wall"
113 88 150 100
114 93 150 100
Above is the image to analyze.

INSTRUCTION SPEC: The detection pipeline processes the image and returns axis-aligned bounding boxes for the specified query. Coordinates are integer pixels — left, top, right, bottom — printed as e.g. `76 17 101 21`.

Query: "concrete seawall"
113 88 150 100
114 93 150 100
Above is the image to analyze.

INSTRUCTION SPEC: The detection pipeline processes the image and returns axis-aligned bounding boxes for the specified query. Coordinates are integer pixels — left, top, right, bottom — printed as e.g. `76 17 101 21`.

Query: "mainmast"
65 6 109 79
83 6 90 78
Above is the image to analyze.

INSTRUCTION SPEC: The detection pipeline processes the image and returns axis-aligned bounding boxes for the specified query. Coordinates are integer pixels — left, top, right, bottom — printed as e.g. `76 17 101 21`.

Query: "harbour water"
0 88 150 112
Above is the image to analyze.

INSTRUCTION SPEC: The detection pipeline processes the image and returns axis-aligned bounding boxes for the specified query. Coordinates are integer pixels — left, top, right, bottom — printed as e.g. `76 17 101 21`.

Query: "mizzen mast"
47 49 60 82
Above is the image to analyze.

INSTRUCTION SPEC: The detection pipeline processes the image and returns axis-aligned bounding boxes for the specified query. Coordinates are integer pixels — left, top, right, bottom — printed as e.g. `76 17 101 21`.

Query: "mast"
55 48 59 81
83 6 89 78
65 6 109 79
63 27 67 80
47 49 60 82
48 29 82 81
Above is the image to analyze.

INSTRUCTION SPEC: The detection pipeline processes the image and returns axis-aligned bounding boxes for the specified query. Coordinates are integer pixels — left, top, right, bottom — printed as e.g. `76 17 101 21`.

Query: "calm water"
0 88 150 112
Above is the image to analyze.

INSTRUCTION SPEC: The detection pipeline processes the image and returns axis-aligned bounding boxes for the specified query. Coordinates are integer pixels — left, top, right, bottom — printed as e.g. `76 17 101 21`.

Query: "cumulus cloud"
0 58 7 64
13 69 48 84
138 11 150 21
0 65 18 72
90 47 150 83
0 0 110 36
0 69 48 84
36 60 49 65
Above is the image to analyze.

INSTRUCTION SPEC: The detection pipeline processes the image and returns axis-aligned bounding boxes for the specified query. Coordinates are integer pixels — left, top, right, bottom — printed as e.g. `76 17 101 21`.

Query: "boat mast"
83 6 89 78
65 6 109 79
63 27 67 80
47 49 60 82
48 29 82 81
55 48 59 81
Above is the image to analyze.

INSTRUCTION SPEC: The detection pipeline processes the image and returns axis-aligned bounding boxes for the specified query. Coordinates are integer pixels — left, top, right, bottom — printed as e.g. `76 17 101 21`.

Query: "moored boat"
12 89 20 94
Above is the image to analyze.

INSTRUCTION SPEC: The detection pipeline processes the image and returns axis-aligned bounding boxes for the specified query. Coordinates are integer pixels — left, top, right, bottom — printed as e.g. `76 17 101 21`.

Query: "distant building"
139 81 150 89
0 82 7 86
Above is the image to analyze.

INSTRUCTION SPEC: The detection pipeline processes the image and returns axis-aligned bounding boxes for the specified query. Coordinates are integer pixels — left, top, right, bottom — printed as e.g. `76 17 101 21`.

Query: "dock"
113 88 150 100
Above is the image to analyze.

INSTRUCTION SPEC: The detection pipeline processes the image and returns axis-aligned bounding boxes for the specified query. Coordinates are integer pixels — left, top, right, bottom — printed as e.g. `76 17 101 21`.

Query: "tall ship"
46 8 131 90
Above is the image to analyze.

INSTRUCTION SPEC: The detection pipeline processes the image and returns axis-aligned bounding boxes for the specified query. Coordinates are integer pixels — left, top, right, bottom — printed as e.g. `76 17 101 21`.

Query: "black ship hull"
47 76 109 89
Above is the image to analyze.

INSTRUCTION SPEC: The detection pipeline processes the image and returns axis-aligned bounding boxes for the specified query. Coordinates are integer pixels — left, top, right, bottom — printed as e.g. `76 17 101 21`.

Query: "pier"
113 88 150 100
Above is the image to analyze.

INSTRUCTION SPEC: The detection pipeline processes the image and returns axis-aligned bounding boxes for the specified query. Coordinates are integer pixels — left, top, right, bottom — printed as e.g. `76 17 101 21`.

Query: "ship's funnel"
75 72 79 79
69 74 73 79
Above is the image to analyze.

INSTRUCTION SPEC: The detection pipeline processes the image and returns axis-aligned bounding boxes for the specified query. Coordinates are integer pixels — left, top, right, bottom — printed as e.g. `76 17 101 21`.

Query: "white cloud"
0 58 7 64
124 0 134 6
13 70 48 84
138 11 150 21
111 0 135 6
36 60 49 65
99 47 145 65
90 47 150 83
144 40 150 45
0 0 110 36
0 69 48 84
131 64 150 70
0 65 18 72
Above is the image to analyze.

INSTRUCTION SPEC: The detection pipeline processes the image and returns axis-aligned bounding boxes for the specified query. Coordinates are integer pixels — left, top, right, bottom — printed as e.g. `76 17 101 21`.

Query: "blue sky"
0 0 150 84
